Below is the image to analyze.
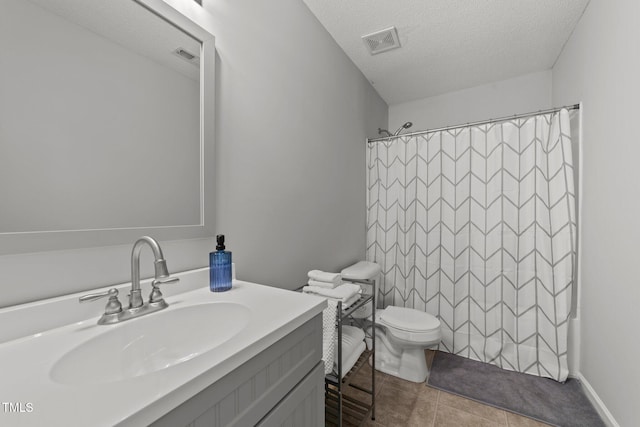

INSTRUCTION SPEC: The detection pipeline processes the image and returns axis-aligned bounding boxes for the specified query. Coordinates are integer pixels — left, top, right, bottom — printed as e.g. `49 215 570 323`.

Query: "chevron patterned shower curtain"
366 109 576 381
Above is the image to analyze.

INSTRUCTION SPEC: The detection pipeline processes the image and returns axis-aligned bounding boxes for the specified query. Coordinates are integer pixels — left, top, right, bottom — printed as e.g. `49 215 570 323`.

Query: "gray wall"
388 71 552 131
0 0 387 307
552 0 640 425
209 0 388 289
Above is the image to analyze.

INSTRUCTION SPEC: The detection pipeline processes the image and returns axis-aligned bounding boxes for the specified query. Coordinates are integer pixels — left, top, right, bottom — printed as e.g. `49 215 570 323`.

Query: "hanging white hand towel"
307 270 341 285
322 300 338 375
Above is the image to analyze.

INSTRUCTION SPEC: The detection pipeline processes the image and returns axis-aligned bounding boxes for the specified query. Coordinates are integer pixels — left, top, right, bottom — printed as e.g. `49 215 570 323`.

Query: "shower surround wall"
0 0 387 307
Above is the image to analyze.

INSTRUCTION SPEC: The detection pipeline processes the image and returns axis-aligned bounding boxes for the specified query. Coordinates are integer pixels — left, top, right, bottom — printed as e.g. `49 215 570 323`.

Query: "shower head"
393 122 413 136
378 128 392 137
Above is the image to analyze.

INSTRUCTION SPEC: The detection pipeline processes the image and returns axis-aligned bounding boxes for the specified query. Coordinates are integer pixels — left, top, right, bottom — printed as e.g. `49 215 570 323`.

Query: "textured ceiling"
302 0 589 105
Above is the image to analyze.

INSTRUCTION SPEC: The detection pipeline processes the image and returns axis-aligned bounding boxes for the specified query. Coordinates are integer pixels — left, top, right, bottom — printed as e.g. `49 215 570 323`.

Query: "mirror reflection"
0 0 202 234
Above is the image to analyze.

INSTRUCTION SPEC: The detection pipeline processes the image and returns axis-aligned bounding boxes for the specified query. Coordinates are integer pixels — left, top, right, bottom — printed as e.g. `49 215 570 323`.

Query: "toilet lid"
379 306 440 332
341 261 381 281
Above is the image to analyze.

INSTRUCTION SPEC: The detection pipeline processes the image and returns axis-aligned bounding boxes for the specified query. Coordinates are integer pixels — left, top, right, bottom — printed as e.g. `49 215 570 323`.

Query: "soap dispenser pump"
210 234 232 292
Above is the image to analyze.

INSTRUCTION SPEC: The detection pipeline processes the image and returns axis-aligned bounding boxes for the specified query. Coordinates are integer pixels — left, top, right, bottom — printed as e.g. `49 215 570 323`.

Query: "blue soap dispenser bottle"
210 234 232 292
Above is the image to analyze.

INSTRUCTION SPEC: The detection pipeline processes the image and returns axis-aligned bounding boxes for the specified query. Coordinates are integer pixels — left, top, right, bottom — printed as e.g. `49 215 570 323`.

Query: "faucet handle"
149 277 179 305
154 276 180 286
79 288 123 315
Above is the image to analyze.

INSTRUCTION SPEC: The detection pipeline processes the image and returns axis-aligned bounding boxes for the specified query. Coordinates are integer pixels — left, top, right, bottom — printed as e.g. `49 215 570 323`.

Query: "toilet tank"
341 261 381 281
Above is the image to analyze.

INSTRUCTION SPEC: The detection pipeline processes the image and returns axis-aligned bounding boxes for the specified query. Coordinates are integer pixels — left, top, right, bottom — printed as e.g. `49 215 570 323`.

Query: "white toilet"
341 261 441 383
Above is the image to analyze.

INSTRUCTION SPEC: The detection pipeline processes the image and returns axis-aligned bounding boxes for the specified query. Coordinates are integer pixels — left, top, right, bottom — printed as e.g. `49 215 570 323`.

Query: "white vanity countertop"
0 268 326 426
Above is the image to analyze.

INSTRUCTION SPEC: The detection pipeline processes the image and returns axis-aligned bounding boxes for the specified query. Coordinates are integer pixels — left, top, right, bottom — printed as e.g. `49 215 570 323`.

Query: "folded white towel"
342 292 361 309
337 341 366 379
303 283 361 302
307 270 341 285
336 325 366 355
333 326 366 377
308 279 340 289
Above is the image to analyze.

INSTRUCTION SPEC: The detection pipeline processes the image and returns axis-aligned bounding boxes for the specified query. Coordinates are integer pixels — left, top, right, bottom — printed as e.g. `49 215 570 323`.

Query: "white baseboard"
573 373 620 427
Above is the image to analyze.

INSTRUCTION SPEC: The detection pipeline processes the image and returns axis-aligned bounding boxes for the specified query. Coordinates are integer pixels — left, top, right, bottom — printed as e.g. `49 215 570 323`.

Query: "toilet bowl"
341 261 441 383
370 305 441 383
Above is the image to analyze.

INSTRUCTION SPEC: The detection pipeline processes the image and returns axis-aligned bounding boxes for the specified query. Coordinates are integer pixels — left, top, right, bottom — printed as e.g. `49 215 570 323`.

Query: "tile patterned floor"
341 351 552 427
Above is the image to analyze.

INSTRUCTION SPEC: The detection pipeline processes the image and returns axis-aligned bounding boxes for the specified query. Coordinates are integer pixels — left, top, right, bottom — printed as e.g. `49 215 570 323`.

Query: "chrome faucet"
129 236 179 308
79 236 179 325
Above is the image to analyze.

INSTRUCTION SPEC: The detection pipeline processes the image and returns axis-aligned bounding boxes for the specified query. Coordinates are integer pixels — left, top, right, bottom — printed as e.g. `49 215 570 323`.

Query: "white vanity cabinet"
151 315 324 427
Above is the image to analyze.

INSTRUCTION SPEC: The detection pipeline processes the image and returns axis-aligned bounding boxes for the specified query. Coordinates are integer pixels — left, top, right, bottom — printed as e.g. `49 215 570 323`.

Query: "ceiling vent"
362 26 401 55
172 47 200 66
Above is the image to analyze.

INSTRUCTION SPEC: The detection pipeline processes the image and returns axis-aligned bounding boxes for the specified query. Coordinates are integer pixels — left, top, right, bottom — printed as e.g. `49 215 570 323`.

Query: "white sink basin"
50 302 251 385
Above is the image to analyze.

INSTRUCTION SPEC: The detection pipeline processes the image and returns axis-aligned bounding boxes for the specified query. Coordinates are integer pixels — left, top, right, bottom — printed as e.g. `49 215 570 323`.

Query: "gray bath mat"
427 351 605 427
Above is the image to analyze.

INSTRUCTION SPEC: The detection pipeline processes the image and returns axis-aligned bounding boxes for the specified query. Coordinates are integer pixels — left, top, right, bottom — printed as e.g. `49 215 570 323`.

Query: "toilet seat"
377 306 441 344
379 306 440 332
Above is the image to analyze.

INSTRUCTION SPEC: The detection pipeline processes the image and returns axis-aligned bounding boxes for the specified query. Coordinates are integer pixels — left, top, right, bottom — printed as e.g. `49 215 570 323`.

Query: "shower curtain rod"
367 103 580 143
